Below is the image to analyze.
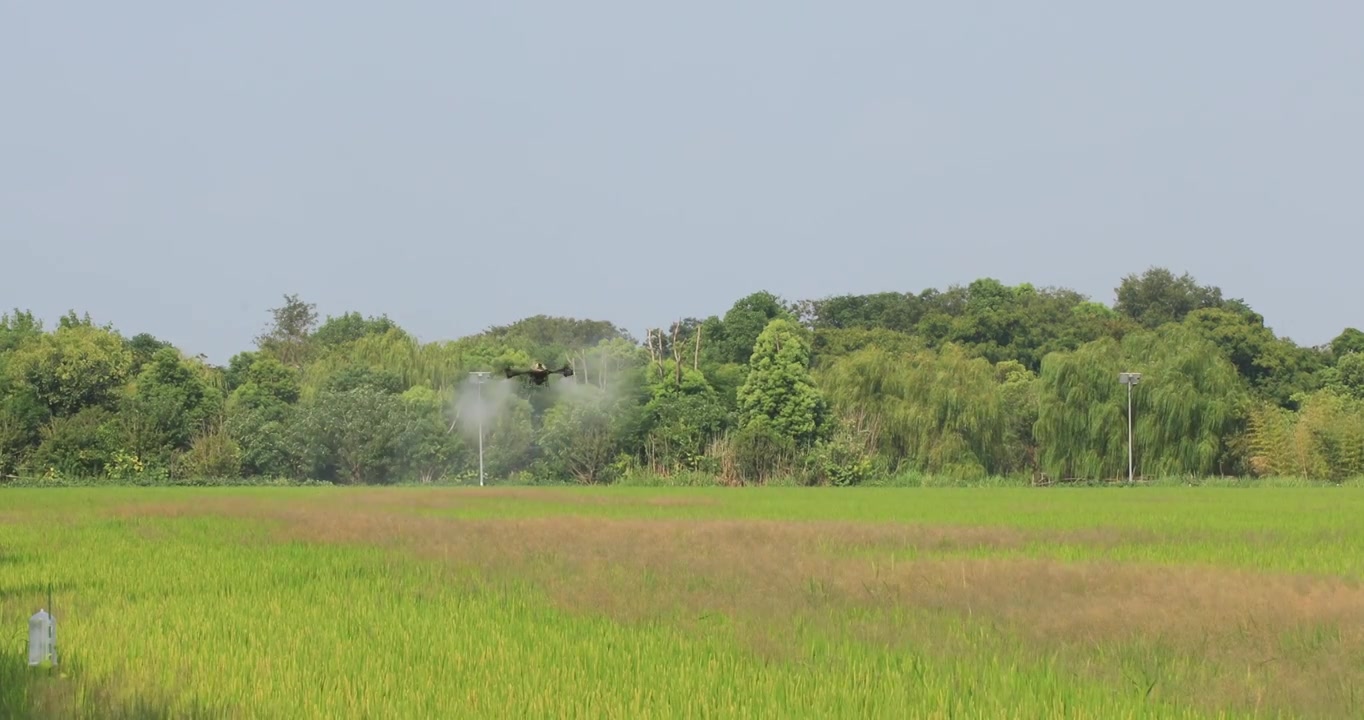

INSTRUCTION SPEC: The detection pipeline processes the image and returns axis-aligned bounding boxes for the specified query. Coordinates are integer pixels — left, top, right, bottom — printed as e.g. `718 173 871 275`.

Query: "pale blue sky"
4 2 1361 363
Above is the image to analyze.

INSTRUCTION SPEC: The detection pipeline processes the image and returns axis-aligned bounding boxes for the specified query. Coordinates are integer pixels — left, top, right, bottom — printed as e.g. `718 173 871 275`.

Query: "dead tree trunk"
646 328 666 382
671 320 683 387
693 322 702 370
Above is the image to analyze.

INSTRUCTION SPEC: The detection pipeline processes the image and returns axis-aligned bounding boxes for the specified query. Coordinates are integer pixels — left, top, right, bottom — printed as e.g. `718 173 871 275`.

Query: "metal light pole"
1118 372 1142 484
469 371 491 486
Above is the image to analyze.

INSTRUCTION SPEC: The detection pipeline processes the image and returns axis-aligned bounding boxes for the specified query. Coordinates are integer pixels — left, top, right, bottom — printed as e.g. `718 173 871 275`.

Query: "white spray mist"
449 372 519 441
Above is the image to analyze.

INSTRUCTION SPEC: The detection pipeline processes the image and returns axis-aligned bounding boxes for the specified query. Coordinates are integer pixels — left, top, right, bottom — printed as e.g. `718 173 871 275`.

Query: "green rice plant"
2 485 1361 718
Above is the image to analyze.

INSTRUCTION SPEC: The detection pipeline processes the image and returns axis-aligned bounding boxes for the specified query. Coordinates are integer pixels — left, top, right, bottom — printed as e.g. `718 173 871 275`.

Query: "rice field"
2 485 1363 718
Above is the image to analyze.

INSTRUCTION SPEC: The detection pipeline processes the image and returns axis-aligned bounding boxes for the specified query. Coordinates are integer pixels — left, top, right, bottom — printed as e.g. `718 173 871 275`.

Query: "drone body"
504 361 574 385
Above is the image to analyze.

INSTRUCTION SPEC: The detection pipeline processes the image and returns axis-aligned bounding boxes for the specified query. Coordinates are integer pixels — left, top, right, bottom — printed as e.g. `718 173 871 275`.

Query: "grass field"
2 485 1363 718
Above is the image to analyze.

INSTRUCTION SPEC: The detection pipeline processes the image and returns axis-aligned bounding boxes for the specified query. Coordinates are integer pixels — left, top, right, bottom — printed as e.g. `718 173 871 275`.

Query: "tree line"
2 267 1361 486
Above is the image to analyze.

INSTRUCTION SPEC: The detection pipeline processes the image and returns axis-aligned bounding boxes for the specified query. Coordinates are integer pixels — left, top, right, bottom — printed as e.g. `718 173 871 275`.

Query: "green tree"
638 362 731 474
302 328 465 394
26 406 120 478
0 409 27 477
225 355 304 477
173 421 244 480
0 390 48 474
1182 306 1321 408
126 333 175 376
798 414 876 487
810 327 924 367
479 394 536 480
736 318 826 446
256 294 318 368
0 310 43 354
717 291 796 364
727 420 799 484
807 291 922 334
117 347 226 469
6 323 133 416
223 351 258 392
1035 324 1248 480
1329 328 1364 360
395 385 466 483
996 359 1041 477
1114 267 1226 328
293 387 410 484
312 311 403 347
228 356 300 412
537 385 623 484
1319 352 1364 400
483 315 632 350
820 343 1007 480
322 366 406 395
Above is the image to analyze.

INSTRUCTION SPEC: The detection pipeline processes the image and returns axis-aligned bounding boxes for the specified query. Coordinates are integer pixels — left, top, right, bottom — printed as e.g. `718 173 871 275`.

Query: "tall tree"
256 294 318 368
1114 267 1226 328
718 291 796 364
736 318 826 446
225 355 304 478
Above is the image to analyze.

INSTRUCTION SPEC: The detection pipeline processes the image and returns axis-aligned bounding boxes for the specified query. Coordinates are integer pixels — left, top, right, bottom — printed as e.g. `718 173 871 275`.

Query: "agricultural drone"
504 361 574 386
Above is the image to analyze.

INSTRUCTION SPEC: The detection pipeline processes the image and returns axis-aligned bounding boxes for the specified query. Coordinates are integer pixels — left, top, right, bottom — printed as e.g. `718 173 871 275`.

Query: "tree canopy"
0 268 1358 486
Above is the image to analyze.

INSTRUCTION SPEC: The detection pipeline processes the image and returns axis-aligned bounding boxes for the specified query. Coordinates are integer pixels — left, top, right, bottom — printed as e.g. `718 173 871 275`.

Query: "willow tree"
1035 324 1247 480
301 329 420 396
300 329 478 398
444 337 532 380
995 359 1040 476
820 343 1007 479
817 345 905 458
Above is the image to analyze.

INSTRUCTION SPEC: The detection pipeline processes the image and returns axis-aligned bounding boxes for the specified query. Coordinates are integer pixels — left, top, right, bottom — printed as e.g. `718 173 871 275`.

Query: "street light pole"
1118 372 1142 484
469 371 491 487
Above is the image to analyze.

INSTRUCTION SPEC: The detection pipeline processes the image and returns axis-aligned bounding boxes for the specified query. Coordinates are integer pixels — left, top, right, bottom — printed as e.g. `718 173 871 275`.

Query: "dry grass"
439 486 722 506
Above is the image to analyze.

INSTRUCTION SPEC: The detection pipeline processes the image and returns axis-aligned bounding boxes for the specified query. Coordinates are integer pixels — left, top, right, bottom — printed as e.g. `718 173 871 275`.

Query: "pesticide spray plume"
449 349 637 439
547 372 596 402
449 371 518 441
550 351 637 409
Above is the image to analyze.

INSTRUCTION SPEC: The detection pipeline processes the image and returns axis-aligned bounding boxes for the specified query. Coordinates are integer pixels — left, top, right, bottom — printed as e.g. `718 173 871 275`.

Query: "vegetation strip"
3 268 1362 488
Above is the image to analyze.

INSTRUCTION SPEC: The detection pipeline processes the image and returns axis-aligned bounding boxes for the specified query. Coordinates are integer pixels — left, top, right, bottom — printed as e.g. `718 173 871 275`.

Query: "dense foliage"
2 268 1360 485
